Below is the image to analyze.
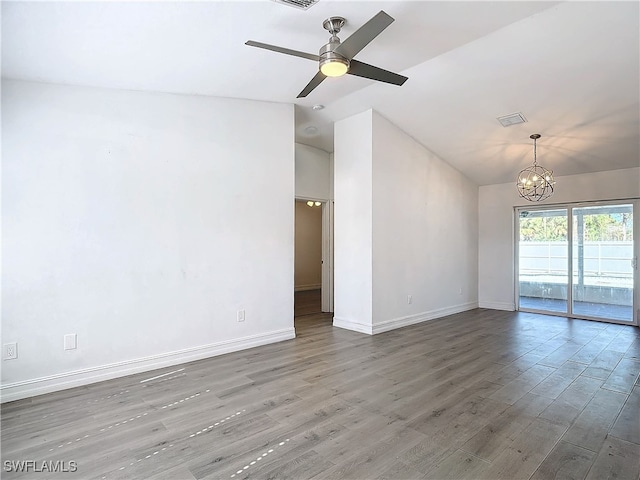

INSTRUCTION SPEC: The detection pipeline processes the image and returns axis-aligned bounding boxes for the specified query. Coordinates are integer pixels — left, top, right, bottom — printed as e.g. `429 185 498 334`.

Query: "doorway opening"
516 200 638 325
294 199 333 322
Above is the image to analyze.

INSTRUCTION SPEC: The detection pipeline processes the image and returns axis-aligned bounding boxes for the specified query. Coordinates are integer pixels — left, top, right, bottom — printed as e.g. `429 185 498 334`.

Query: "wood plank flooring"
294 289 322 317
2 309 639 479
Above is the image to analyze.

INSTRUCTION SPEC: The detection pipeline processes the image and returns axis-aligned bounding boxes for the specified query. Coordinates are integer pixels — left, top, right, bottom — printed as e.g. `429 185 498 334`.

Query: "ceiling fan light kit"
246 10 408 97
319 17 349 77
516 134 555 202
319 52 349 77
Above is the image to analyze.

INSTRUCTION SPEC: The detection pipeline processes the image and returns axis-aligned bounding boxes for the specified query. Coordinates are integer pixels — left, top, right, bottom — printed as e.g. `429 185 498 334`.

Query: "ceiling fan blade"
334 11 394 60
348 59 408 86
245 41 320 62
297 71 327 98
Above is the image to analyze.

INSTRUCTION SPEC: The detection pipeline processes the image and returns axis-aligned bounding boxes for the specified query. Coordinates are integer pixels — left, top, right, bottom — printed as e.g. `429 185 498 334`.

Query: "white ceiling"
3 1 638 185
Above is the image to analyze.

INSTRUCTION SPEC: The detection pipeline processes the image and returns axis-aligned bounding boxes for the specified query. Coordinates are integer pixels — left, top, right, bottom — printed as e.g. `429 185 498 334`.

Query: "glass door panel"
572 205 634 322
519 209 569 313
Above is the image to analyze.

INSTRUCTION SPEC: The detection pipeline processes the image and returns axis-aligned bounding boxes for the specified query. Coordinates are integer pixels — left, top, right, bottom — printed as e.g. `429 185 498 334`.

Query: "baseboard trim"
0 328 295 403
479 301 515 311
333 317 373 335
294 284 322 292
333 302 479 336
373 302 479 334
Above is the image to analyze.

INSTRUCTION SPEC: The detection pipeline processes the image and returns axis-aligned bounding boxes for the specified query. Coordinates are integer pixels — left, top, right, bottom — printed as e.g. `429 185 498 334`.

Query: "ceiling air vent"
497 112 527 127
271 0 319 10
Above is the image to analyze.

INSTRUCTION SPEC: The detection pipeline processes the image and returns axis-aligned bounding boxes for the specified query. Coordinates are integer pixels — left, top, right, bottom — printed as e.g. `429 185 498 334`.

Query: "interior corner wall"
1 79 295 402
333 109 479 335
478 167 640 311
371 112 479 333
329 153 335 200
295 143 331 201
333 110 374 333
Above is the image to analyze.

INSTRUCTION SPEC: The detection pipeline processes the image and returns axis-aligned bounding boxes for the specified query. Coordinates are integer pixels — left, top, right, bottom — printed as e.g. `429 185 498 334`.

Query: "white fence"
519 241 633 277
519 241 634 291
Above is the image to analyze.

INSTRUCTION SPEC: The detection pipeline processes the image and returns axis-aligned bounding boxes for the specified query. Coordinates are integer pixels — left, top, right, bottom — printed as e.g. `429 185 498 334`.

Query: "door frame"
515 198 639 326
294 197 334 313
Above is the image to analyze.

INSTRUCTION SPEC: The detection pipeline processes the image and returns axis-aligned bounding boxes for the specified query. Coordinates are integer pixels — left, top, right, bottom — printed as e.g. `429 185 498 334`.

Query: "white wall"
372 112 478 332
295 143 331 201
333 110 373 332
478 167 640 310
1 80 295 401
294 201 322 291
334 109 479 334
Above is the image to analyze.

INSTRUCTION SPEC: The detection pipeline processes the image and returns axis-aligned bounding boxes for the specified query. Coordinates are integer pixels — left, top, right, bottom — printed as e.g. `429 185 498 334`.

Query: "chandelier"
516 134 555 202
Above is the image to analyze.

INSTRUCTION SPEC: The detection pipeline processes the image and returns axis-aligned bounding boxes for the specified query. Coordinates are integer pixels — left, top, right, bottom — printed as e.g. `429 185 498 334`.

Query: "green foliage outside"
520 213 633 242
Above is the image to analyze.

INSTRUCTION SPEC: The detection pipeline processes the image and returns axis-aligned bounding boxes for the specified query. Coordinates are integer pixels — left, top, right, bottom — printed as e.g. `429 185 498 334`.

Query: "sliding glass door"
518 209 569 314
572 204 634 322
517 201 637 325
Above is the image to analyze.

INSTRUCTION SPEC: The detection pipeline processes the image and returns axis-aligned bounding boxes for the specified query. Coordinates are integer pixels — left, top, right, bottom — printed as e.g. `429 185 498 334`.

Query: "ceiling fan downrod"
322 16 345 36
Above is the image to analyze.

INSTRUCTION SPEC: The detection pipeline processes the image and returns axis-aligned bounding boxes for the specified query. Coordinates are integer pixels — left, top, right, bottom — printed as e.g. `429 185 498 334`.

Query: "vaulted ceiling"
3 1 638 185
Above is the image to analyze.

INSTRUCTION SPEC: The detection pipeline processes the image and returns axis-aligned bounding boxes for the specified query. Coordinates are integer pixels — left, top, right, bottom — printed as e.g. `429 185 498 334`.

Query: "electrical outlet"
64 334 77 350
3 343 18 360
237 310 245 322
407 295 412 304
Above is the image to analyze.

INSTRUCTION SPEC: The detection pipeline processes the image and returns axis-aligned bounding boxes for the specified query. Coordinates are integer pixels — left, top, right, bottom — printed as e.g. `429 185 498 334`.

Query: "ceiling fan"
246 10 408 98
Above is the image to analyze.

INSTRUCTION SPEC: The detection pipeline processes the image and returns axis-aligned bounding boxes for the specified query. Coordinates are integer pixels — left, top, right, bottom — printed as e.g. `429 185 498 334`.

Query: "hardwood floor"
294 289 322 317
2 309 639 479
